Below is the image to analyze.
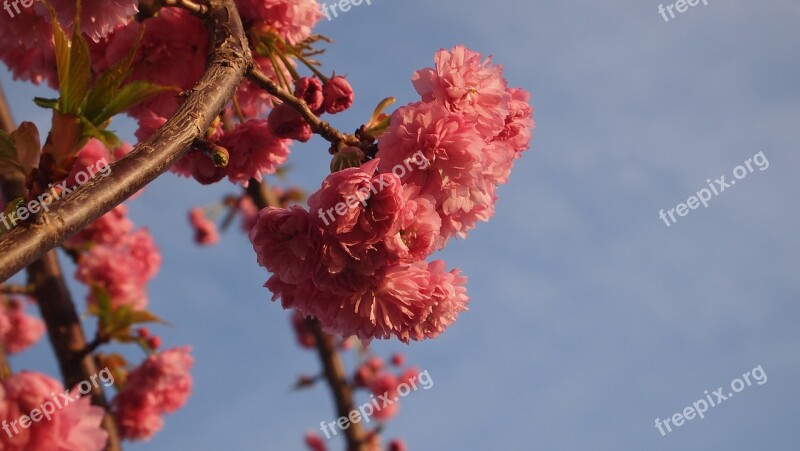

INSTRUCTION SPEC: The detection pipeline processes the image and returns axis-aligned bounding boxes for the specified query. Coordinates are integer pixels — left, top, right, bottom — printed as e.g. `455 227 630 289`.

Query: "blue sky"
3 0 800 450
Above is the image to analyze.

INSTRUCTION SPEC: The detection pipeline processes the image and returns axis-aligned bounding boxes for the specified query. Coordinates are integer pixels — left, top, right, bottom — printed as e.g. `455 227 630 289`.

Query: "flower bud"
294 77 325 114
322 76 354 114
268 104 313 142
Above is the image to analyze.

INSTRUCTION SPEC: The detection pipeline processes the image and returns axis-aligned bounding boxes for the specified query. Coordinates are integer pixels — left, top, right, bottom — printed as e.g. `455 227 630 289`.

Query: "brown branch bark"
0 0 251 283
246 179 366 451
1 85 122 449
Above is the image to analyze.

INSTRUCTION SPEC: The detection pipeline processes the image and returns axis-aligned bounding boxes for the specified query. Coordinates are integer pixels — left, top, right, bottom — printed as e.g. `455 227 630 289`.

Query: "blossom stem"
247 67 361 147
0 284 35 295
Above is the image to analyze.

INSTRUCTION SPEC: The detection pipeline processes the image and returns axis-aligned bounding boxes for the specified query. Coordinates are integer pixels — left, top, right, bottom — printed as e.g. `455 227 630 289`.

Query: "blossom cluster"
67 141 161 311
112 347 194 441
0 372 108 450
251 46 534 343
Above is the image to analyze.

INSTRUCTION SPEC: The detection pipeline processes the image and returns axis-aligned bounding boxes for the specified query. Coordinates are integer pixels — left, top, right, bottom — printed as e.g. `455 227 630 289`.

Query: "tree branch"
0 84 122 450
245 179 366 451
247 67 361 147
0 0 252 283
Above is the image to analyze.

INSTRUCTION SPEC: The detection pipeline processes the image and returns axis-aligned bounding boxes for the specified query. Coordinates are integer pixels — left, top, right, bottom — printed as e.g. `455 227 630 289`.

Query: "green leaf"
41 1 72 113
65 12 92 114
11 122 41 174
94 81 180 124
129 310 165 325
33 97 59 109
84 28 146 122
80 117 121 149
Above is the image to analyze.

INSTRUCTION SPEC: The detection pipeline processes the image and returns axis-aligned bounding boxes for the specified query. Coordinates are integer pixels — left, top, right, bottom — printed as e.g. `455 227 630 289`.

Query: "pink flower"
376 102 484 198
76 229 161 310
0 372 108 451
47 0 138 42
367 373 400 420
0 8 57 88
250 206 323 285
267 104 313 142
102 7 207 119
235 0 323 44
332 262 433 342
496 87 535 153
408 260 469 341
114 347 193 441
322 76 355 114
384 187 441 263
308 160 405 254
295 77 325 113
221 119 293 185
412 45 511 138
233 57 293 118
0 298 45 354
437 180 497 243
66 205 133 250
188 208 219 246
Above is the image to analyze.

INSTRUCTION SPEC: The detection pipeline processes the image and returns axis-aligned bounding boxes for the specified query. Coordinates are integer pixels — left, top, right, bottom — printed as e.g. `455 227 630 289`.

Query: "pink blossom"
267 104 313 143
376 102 484 198
47 0 138 42
233 57 293 118
322 76 354 114
295 77 325 113
384 187 440 263
76 229 161 310
0 8 57 88
308 160 405 254
66 205 133 250
367 373 400 420
333 262 433 342
437 180 497 243
412 45 511 137
0 298 45 354
53 388 110 451
408 260 469 341
221 119 293 185
250 206 323 285
496 87 536 154
102 7 207 119
0 372 107 450
189 208 219 246
114 347 193 441
236 0 323 44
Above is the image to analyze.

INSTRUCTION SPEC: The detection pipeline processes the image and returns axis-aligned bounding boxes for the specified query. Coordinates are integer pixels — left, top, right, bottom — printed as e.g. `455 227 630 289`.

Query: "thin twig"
247 66 361 147
0 284 35 295
163 0 209 15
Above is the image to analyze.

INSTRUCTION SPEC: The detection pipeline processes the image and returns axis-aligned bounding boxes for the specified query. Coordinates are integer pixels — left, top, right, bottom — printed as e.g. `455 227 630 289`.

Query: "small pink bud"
148 336 162 349
137 327 150 339
322 76 354 114
294 77 325 114
390 353 405 367
268 104 313 142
